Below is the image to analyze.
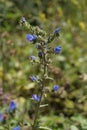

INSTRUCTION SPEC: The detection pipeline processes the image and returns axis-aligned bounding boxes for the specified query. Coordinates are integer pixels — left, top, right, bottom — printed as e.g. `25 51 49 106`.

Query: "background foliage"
0 0 87 129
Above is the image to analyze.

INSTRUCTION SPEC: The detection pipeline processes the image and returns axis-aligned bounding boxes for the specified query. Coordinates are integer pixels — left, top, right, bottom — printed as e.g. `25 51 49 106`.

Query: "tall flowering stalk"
20 17 62 130
32 44 47 129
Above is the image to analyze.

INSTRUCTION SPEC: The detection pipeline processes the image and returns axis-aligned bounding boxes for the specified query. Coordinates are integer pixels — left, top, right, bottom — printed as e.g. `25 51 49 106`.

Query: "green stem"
32 49 47 130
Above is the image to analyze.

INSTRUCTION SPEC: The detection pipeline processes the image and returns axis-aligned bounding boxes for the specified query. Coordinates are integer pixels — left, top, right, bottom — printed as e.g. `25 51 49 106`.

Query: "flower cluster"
24 17 62 129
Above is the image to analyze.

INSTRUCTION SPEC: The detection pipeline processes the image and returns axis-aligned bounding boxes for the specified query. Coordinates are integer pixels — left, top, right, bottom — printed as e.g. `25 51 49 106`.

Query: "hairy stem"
32 49 47 130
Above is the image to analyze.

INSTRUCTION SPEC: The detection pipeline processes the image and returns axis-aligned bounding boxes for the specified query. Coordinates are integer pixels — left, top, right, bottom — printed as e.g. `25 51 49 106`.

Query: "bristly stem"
32 46 47 130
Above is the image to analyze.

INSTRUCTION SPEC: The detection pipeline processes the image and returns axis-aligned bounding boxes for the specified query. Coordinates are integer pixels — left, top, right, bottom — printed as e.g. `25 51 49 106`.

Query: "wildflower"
0 113 4 122
32 94 40 101
52 85 59 91
26 34 37 42
38 51 42 58
12 126 20 130
30 56 36 61
8 101 16 111
54 46 61 54
30 76 37 81
54 27 61 34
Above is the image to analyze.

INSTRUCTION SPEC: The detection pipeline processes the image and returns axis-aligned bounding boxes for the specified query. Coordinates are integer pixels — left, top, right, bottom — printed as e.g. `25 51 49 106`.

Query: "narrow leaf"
40 104 48 108
39 126 52 130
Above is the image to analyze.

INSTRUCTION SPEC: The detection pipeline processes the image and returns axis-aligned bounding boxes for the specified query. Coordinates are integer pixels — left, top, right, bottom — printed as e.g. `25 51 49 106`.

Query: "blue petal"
53 85 59 91
12 126 20 130
32 94 40 101
31 76 37 81
54 46 61 54
9 101 16 111
26 34 34 42
26 34 37 42
54 27 61 34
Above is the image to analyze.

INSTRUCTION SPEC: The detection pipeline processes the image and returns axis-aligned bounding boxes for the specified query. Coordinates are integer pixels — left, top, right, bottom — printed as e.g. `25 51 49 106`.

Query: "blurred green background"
0 0 87 130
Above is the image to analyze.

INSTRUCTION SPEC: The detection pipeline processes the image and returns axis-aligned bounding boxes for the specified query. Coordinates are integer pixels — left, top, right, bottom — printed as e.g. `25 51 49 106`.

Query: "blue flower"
30 56 36 61
54 46 61 54
54 27 61 34
9 101 16 111
30 76 37 81
12 126 20 130
38 51 42 58
32 94 40 101
0 113 4 122
53 85 59 91
26 34 37 42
